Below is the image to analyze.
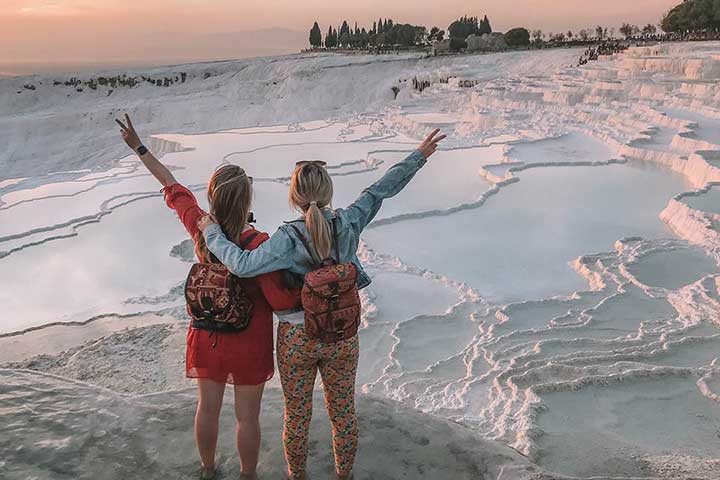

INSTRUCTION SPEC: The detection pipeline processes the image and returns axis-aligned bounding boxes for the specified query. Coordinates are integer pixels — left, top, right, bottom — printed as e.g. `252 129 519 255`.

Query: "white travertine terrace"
1 43 720 478
361 43 720 475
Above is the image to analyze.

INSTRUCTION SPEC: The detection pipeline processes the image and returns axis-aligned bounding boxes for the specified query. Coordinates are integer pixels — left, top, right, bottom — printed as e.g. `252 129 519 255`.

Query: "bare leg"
195 378 227 472
233 383 265 479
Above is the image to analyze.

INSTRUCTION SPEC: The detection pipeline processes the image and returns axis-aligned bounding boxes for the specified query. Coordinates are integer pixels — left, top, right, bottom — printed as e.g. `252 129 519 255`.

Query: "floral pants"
277 322 359 479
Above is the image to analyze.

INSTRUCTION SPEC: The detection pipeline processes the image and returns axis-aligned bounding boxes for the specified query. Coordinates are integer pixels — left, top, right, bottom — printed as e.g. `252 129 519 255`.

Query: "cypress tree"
309 21 322 48
326 25 334 48
340 20 350 47
479 15 492 35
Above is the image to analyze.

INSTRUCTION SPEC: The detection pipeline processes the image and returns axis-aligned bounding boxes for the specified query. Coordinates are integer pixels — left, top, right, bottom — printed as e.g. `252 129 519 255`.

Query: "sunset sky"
1 0 680 66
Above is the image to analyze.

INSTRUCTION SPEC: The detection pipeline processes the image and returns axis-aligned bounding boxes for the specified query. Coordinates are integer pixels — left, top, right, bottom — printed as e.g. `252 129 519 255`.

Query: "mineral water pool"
363 162 691 302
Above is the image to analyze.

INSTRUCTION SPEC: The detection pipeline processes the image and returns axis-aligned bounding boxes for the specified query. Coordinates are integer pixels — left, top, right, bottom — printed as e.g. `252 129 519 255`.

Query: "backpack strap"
286 216 340 265
287 223 320 266
238 230 259 250
331 217 340 264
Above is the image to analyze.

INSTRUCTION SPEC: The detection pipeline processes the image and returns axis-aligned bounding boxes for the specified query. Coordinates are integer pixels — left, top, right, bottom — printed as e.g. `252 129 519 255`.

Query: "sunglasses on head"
295 160 327 168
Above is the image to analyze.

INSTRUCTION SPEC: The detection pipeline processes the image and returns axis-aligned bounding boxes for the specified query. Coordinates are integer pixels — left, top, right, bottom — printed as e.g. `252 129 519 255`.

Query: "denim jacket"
203 149 427 290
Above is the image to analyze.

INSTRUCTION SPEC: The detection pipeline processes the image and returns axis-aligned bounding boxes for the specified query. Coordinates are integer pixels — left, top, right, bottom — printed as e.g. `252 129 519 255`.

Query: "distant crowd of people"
663 30 720 42
412 77 433 93
577 41 629 66
618 31 720 44
576 30 720 66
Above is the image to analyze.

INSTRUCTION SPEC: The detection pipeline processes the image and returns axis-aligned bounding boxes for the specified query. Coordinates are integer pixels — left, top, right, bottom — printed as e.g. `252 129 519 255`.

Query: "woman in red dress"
117 115 296 480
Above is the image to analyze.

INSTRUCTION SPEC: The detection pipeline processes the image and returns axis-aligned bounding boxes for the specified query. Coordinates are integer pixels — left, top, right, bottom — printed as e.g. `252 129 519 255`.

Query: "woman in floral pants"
277 323 359 479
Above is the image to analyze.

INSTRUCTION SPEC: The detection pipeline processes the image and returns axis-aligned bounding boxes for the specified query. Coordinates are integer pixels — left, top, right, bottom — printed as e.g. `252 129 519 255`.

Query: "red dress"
163 183 297 385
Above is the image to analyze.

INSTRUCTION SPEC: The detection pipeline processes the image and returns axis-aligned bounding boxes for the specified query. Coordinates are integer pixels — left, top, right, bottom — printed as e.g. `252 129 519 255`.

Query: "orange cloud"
7 0 103 16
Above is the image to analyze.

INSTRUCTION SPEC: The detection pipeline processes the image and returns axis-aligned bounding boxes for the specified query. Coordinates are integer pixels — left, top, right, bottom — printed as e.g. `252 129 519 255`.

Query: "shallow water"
626 246 718 289
0 193 190 331
364 163 689 302
682 184 720 214
507 132 615 164
664 107 720 146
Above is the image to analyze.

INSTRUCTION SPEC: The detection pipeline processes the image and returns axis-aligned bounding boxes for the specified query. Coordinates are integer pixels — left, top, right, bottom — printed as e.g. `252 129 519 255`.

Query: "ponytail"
305 201 333 261
289 163 334 261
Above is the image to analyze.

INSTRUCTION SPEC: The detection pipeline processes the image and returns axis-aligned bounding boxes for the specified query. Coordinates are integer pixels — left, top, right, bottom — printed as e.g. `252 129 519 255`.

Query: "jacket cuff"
411 149 428 165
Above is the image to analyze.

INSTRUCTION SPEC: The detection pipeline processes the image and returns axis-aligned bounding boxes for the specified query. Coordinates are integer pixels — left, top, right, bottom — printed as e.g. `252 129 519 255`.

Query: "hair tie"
309 201 318 206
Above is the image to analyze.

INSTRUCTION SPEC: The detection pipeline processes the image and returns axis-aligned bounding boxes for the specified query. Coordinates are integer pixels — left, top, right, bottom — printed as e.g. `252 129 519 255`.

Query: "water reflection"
364 163 691 302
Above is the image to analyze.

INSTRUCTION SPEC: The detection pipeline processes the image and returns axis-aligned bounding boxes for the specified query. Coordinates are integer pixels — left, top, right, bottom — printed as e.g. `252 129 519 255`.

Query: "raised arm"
116 114 176 187
200 221 296 278
343 129 446 236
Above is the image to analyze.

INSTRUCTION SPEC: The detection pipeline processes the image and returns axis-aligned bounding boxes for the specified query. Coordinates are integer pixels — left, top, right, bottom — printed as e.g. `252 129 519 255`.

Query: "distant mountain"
194 28 308 58
0 28 308 75
123 28 308 63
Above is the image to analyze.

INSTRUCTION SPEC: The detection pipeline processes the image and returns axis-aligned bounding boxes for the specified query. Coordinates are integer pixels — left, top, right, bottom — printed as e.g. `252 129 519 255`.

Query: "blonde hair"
197 164 252 262
289 163 334 260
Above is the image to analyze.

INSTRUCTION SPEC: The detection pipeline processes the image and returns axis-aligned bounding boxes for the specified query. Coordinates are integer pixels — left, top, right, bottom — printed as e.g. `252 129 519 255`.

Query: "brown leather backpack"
288 219 361 343
184 232 258 333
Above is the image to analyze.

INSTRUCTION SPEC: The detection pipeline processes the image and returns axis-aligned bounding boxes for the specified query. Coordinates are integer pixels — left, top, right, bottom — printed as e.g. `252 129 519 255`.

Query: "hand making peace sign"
115 114 143 152
417 128 447 159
